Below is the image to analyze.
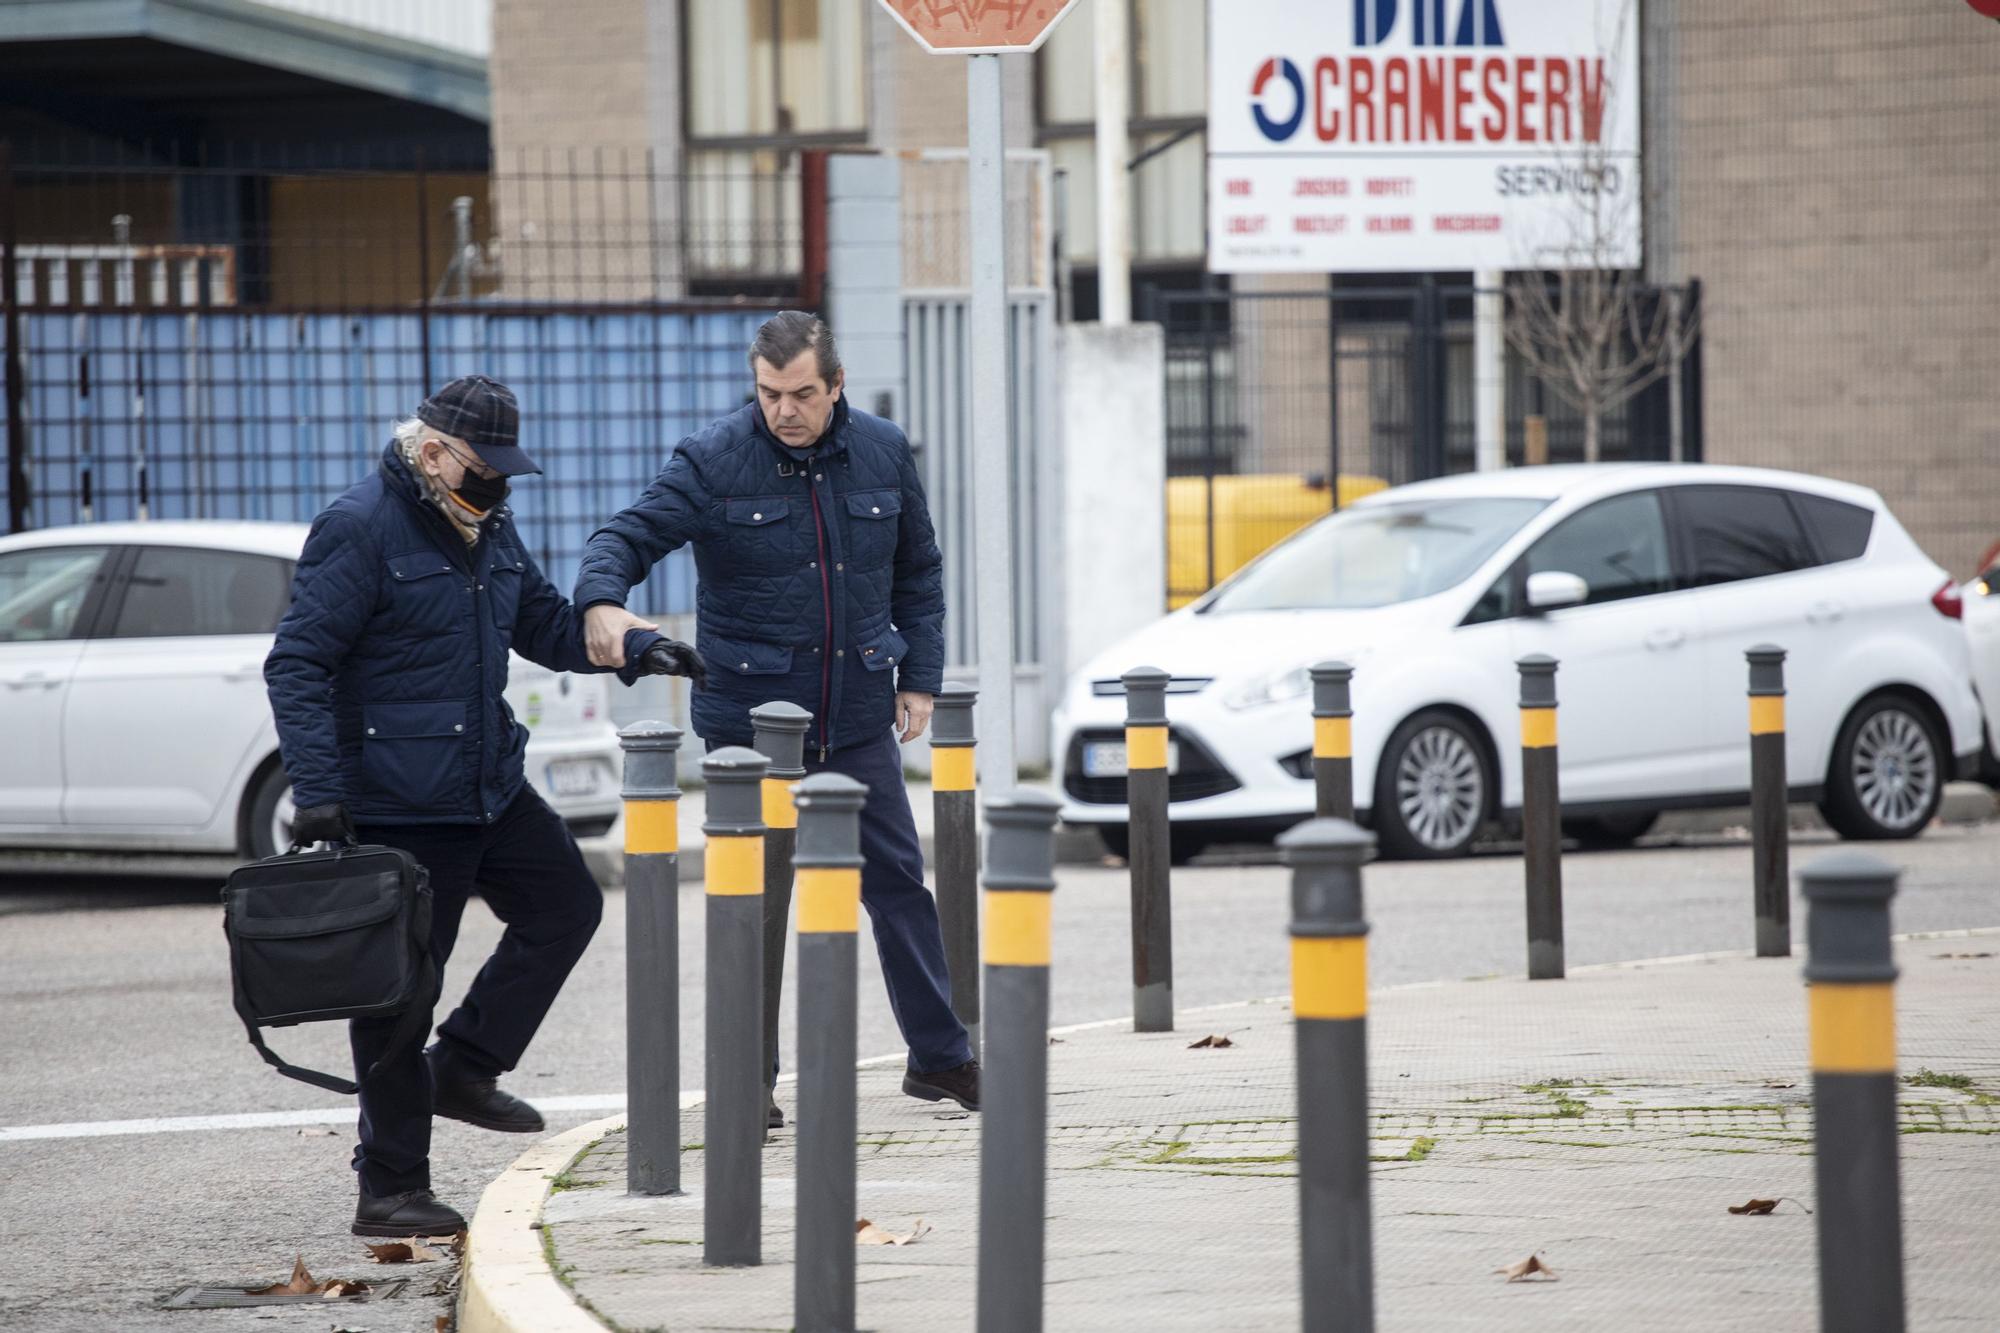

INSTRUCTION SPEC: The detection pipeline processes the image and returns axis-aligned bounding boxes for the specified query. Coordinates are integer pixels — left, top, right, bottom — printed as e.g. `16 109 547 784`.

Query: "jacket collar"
751 394 852 465
380 442 506 566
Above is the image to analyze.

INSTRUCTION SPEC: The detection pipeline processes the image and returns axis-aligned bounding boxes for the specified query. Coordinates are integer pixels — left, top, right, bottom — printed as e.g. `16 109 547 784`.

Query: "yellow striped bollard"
932 683 981 1052
1802 852 1904 1333
1517 654 1564 980
1310 662 1355 820
701 745 768 1267
1123 665 1175 1032
1281 817 1376 1333
1748 646 1790 957
752 701 812 1125
620 721 682 1196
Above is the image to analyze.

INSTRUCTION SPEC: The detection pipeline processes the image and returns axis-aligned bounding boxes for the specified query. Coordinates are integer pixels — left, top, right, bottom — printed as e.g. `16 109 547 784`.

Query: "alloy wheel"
1851 708 1937 832
1395 726 1484 851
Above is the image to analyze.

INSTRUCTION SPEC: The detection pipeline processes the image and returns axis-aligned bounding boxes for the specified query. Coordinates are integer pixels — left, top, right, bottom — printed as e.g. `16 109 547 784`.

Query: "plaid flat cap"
417 374 541 475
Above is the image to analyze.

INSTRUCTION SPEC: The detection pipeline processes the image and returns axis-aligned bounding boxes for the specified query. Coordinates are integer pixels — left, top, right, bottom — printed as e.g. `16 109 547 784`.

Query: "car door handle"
1807 600 1846 625
3 672 62 691
1644 627 1686 651
223 663 264 682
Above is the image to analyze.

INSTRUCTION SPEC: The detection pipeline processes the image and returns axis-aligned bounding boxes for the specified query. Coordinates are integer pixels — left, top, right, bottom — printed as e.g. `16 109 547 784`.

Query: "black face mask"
451 469 510 515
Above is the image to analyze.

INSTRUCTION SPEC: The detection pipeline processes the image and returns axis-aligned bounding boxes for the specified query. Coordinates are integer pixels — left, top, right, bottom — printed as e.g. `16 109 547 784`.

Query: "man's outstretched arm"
575 447 711 666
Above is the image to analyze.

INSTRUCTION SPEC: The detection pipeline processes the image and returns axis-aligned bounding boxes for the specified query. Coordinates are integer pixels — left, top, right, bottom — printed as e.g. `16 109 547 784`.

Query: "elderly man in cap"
265 374 699 1237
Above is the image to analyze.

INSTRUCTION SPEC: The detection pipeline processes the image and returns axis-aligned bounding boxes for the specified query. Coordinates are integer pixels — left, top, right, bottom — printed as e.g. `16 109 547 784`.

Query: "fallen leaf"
437 1318 450 1333
364 1240 442 1264
1762 1081 1797 1090
1186 1035 1234 1049
1934 951 1994 960
1047 1037 1066 1045
1494 1252 1558 1282
1728 1197 1810 1215
855 1217 932 1246
248 1255 317 1297
319 1278 370 1298
297 1127 337 1137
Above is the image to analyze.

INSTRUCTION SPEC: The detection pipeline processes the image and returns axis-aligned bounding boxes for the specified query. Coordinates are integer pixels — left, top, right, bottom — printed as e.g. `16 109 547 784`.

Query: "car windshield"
1201 497 1548 613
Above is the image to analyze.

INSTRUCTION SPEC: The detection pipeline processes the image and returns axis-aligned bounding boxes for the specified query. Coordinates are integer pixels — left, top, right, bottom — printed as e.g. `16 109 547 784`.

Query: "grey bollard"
752 700 813 1115
1310 662 1356 821
1802 853 1905 1333
932 683 982 1055
975 789 1062 1333
1122 666 1175 1032
701 745 769 1267
791 773 869 1333
1517 654 1564 980
1748 646 1791 958
620 721 683 1196
1280 818 1377 1333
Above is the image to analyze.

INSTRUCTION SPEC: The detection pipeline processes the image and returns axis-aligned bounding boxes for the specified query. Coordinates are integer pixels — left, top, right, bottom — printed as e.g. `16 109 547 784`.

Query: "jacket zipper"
807 476 834 762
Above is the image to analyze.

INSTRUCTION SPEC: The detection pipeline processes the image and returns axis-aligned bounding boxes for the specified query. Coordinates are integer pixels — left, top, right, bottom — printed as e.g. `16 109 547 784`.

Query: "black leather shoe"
767 1094 785 1130
352 1188 465 1238
902 1059 980 1112
428 1048 545 1134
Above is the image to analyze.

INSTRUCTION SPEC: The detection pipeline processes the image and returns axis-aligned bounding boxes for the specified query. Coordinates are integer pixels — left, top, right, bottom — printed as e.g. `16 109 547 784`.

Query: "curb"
459 1113 627 1333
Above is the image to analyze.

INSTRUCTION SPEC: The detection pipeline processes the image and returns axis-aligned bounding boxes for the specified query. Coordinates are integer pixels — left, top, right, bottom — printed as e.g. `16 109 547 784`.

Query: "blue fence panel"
11 307 769 616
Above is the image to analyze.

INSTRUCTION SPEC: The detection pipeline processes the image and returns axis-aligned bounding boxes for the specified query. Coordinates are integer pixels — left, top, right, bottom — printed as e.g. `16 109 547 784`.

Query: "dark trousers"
802 727 973 1074
349 787 602 1196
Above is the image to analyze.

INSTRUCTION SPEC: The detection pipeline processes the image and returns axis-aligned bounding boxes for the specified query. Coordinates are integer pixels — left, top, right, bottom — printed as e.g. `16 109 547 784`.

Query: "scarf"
401 436 485 545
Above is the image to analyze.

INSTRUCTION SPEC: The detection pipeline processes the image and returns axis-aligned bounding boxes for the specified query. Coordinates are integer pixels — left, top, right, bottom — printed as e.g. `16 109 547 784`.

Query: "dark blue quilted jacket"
574 398 946 756
265 444 618 825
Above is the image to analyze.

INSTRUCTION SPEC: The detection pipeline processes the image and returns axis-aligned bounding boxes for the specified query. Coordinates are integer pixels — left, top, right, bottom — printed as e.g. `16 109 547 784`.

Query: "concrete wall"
1666 3 2000 569
1057 322 1168 683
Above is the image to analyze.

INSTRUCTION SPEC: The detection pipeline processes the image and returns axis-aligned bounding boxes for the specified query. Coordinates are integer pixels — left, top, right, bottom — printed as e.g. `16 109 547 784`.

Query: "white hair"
393 415 467 468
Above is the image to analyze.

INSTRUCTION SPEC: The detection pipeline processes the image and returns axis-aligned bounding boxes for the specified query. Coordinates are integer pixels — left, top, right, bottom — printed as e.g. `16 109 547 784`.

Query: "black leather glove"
291 802 355 848
641 638 707 689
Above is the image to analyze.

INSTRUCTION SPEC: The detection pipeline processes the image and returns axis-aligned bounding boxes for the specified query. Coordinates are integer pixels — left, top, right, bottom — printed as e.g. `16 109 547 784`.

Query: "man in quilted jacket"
576 313 979 1122
265 375 698 1238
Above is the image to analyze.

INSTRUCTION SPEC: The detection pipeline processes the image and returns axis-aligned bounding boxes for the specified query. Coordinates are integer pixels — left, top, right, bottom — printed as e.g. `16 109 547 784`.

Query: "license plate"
1082 740 1181 778
546 759 603 798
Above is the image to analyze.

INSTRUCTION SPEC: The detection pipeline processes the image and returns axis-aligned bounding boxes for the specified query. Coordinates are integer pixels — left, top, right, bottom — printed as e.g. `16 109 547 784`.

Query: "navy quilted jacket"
265 444 617 825
574 398 945 755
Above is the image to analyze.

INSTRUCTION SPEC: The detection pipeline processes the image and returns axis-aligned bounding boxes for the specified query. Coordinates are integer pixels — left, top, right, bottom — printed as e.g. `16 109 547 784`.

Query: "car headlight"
1224 664 1314 711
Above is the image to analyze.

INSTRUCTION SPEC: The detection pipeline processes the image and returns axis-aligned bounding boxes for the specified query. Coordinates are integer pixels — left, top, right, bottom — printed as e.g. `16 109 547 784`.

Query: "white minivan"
1054 465 1981 859
0 521 624 860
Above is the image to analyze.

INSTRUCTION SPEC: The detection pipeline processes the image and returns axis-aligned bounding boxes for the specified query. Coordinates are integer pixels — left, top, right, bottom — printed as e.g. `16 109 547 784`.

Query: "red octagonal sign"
878 0 1081 54
1969 0 2000 17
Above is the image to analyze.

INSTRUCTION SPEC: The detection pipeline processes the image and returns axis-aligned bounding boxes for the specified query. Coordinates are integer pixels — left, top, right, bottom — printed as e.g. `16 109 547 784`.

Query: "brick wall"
1668 3 2000 569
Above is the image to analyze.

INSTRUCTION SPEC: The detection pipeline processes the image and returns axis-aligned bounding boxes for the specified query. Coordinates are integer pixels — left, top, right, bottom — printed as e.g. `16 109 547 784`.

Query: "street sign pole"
967 51 1018 792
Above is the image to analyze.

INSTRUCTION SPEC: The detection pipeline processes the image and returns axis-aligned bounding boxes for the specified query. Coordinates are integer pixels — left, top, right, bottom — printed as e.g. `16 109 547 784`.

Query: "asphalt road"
2 824 1998 1331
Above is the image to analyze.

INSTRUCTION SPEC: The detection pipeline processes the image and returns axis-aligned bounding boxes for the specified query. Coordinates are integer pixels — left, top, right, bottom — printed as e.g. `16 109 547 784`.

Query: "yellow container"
1166 472 1388 608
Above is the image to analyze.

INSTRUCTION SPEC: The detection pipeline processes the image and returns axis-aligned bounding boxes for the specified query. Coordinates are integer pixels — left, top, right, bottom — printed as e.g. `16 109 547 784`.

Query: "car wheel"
1374 710 1490 859
1819 696 1945 841
1095 824 1212 866
1563 811 1660 850
244 762 295 860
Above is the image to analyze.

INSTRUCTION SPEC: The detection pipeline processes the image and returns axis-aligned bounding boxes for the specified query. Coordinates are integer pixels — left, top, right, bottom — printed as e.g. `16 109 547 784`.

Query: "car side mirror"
1525 570 1589 613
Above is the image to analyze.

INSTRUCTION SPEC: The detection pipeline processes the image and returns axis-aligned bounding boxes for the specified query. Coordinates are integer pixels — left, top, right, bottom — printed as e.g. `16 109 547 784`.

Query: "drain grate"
161 1278 409 1309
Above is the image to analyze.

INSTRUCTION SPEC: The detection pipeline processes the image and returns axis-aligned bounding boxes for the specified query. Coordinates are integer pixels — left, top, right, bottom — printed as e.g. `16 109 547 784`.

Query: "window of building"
1038 0 1207 263
111 547 291 638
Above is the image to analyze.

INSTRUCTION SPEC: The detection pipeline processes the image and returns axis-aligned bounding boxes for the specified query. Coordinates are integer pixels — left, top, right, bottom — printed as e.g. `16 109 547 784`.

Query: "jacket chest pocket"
843 490 901 567
484 546 527 630
385 552 468 628
722 498 797 576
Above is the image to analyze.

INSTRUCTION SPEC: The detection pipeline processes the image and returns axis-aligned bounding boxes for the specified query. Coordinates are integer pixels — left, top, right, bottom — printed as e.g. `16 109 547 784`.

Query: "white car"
1055 465 1981 860
0 521 623 860
1963 557 2000 780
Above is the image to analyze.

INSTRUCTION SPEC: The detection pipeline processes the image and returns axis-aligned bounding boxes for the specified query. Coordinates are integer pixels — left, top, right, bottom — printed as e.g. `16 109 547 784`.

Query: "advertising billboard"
1207 0 1643 273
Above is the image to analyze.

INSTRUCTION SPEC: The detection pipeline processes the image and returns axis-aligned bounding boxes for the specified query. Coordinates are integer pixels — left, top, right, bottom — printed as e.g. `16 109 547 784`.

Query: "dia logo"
1353 0 1506 48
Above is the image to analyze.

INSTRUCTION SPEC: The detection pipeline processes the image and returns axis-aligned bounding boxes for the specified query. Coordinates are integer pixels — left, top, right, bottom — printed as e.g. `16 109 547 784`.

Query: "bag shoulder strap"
230 945 439 1097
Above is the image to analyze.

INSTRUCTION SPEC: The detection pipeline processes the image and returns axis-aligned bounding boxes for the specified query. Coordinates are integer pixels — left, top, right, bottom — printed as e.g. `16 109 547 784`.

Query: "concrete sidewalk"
465 938 2000 1331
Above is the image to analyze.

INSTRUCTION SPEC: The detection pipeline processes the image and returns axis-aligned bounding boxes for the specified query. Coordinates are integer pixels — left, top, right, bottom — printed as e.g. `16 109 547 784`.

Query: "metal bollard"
791 772 868 1333
975 790 1062 1333
932 682 982 1054
620 721 683 1197
701 745 769 1267
1122 666 1175 1033
1517 655 1565 980
1310 662 1356 821
1803 853 1905 1333
1748 646 1791 958
752 701 813 1111
1280 818 1376 1333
